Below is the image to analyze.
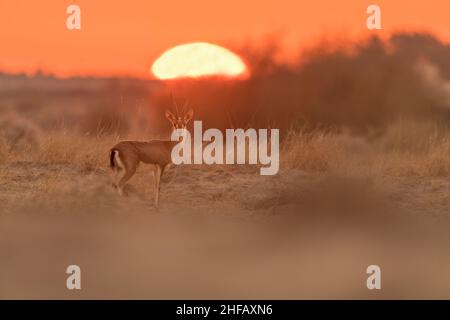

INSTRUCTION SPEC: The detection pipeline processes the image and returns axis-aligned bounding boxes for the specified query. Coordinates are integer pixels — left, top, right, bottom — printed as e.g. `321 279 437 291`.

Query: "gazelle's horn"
182 99 189 113
170 92 180 116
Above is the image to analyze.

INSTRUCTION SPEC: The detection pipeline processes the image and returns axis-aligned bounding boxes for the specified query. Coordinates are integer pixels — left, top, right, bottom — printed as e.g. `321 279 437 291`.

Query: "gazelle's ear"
184 108 194 122
165 110 176 122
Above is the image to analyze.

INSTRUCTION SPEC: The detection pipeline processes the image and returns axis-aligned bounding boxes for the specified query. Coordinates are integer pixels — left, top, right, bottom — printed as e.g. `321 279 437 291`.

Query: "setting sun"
151 42 247 80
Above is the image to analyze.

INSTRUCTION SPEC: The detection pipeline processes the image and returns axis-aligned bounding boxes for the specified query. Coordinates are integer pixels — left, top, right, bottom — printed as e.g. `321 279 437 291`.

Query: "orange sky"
1 0 449 78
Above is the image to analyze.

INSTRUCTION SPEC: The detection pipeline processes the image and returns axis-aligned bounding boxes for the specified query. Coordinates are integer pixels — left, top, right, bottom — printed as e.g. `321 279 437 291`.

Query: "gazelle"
109 100 193 208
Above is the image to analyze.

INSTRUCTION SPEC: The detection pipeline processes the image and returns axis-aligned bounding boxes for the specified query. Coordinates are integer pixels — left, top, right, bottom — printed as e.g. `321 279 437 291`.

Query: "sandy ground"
1 162 449 299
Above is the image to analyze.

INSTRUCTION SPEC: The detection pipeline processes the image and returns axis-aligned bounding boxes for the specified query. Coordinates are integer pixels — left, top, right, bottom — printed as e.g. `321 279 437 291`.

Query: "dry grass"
0 117 447 220
282 119 449 179
375 120 450 177
32 131 118 171
282 129 345 172
2 117 447 180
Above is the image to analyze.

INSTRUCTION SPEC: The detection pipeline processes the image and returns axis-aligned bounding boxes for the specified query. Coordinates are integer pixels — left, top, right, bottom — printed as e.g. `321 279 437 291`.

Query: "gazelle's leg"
111 167 121 189
117 164 137 196
154 165 162 208
150 164 156 182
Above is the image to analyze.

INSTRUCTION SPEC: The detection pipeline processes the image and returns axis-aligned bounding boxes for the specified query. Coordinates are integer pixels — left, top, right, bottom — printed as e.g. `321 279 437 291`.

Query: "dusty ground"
0 158 449 299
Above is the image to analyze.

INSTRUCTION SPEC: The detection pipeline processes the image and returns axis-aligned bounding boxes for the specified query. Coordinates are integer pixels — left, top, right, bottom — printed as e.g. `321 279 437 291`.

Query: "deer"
109 98 194 209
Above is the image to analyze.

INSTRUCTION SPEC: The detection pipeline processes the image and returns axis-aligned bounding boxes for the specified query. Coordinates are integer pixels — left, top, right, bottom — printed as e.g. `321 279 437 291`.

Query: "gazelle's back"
112 140 175 167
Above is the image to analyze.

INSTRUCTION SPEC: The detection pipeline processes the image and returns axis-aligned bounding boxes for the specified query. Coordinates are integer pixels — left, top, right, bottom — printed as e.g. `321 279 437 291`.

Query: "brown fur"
109 106 193 208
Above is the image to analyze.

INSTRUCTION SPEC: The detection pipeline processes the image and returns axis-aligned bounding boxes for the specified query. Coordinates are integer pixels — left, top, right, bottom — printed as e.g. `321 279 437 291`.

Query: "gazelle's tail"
110 149 117 168
110 149 123 169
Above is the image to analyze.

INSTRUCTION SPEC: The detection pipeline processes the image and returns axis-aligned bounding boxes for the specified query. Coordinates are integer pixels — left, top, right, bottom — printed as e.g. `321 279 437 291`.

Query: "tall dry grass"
1 115 446 181
33 131 118 171
0 122 118 172
375 119 449 177
282 119 449 178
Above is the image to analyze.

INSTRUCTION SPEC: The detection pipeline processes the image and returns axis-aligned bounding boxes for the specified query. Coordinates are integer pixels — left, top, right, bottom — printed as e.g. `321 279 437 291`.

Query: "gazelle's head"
165 96 194 130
